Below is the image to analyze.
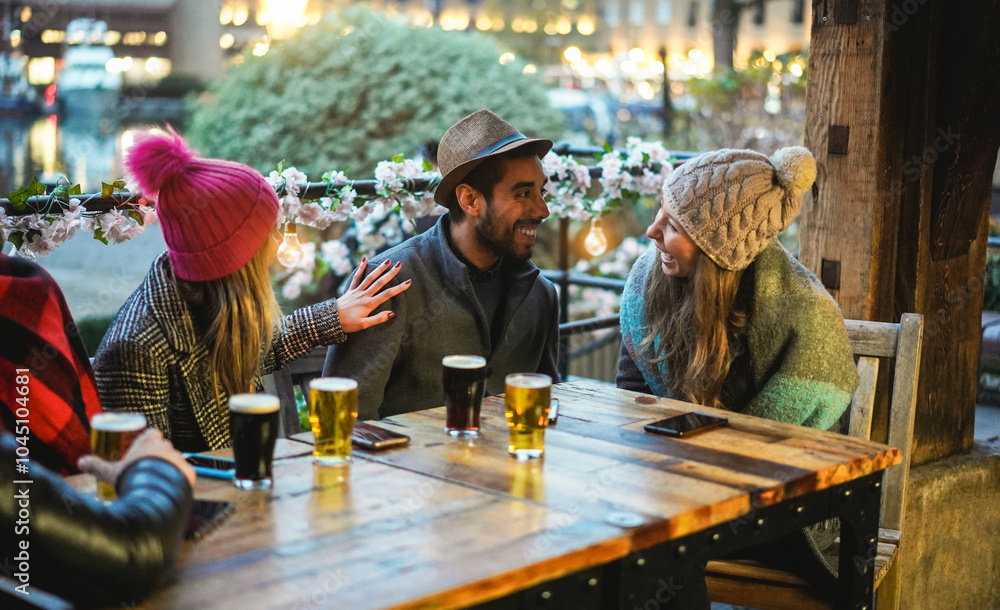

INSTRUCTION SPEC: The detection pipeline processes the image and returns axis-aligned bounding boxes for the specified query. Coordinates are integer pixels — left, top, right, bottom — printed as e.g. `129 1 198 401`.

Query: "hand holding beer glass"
504 373 552 460
90 412 147 500
229 393 281 490
309 377 357 465
442 355 487 437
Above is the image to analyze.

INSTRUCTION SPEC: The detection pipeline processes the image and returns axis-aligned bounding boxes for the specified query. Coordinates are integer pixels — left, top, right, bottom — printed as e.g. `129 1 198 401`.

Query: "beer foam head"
505 373 552 389
229 393 280 414
442 355 486 368
90 412 147 431
310 377 358 392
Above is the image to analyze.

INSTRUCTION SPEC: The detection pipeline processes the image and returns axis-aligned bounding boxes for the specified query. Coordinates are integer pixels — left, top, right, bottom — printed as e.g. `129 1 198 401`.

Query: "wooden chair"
262 346 329 438
705 313 924 610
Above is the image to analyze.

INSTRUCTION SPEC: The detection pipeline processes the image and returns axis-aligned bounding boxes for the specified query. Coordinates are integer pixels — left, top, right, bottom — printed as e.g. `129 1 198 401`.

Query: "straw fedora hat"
434 109 553 207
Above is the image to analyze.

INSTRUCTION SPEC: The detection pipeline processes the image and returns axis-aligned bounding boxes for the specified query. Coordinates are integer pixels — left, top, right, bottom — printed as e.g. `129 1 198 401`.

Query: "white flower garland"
1 180 155 260
1 139 673 299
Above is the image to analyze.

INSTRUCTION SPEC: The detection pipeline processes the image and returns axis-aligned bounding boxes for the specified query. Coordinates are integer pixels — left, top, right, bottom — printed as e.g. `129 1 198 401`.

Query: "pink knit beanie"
124 128 279 282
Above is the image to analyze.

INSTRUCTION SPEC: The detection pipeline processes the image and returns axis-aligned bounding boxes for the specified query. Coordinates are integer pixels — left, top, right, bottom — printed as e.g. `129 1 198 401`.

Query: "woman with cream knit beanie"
617 146 859 606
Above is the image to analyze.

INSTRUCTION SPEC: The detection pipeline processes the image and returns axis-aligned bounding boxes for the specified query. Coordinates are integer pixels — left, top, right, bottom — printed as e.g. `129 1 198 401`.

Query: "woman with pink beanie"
93 129 408 452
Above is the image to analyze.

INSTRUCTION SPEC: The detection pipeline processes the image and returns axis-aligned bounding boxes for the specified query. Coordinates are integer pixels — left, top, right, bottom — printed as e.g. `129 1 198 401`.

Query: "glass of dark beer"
442 355 487 437
229 393 281 490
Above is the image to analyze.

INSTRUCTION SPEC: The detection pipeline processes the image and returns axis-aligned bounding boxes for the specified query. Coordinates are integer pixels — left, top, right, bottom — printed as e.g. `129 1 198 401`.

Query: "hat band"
472 132 527 159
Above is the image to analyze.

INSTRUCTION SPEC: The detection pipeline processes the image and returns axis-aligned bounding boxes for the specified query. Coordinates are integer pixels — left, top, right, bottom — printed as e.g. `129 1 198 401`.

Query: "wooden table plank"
143 456 629 609
299 381 901 549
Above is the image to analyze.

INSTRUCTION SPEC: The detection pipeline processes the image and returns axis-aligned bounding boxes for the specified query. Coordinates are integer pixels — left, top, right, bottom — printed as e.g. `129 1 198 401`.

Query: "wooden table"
148 382 897 609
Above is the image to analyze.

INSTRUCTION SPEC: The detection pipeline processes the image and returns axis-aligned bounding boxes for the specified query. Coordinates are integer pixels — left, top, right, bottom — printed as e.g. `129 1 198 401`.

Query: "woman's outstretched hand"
336 257 411 333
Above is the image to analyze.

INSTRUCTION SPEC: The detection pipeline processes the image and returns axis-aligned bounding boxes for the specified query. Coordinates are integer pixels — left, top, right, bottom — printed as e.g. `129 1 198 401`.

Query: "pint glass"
504 373 552 460
229 393 280 490
90 412 146 500
442 355 487 437
309 377 357 465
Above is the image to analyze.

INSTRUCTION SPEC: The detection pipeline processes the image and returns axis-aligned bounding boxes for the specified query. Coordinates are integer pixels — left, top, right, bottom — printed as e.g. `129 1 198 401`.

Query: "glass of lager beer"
442 355 487 437
309 377 357 465
90 412 146 501
504 373 552 460
229 393 280 490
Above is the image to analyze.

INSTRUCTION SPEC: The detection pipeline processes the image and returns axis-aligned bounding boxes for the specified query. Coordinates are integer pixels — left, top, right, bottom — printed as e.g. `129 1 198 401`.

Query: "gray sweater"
324 216 560 421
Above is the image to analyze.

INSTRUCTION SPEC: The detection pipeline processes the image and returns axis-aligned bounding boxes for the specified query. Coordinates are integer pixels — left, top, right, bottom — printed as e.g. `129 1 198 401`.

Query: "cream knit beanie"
662 146 816 271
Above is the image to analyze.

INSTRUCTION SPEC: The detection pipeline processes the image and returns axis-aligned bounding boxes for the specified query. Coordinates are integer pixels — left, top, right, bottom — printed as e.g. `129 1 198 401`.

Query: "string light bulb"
583 217 608 257
276 222 304 267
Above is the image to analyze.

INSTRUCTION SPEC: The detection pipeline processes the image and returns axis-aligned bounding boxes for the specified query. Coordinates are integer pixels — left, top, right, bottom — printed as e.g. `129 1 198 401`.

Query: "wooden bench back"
843 313 924 532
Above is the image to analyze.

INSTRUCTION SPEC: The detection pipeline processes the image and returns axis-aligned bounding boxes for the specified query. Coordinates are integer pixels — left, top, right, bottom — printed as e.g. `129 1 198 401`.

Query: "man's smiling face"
474 155 550 263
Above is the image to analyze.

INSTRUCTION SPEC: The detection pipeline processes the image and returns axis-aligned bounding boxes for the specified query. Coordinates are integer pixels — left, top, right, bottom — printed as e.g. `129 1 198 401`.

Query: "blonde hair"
176 241 284 410
641 254 747 409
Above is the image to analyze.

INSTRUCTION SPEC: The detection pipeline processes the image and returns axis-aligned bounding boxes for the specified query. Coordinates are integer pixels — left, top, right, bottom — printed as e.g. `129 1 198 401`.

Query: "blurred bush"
76 314 115 356
187 8 563 177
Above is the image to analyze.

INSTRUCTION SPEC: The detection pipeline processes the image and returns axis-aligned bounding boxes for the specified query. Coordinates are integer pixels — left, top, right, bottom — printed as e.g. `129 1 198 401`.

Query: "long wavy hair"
641 253 748 409
175 240 284 409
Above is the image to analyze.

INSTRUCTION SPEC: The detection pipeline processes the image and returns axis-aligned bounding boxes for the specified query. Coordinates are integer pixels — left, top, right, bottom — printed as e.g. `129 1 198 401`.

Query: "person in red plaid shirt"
0 251 102 474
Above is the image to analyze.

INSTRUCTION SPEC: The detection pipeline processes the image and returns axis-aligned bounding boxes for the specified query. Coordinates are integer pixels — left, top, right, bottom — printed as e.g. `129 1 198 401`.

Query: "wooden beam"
927 2 1000 260
801 0 1000 464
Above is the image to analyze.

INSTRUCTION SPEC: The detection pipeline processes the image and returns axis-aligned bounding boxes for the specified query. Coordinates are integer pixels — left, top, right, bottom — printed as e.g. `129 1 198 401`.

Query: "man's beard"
474 204 536 264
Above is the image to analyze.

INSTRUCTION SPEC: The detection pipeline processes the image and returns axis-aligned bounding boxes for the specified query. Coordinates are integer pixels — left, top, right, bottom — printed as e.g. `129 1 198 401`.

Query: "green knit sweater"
619 239 859 430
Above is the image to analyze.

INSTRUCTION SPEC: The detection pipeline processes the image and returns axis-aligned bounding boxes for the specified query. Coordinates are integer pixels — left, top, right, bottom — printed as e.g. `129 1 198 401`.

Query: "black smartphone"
352 421 410 450
185 499 235 541
184 454 236 479
644 412 729 438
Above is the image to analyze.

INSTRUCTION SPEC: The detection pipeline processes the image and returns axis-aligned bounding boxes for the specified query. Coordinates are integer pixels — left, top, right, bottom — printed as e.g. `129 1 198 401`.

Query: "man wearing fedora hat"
323 109 560 420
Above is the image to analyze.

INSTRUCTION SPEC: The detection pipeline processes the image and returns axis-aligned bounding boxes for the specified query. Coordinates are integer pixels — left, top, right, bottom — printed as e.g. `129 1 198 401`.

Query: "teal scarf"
620 240 858 430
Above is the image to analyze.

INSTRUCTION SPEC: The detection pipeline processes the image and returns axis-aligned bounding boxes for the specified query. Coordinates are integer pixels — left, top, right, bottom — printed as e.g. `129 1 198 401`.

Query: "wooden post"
800 0 1000 464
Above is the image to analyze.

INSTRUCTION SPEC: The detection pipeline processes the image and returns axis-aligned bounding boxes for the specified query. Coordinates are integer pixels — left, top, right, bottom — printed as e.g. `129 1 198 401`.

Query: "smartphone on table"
351 421 410 450
644 412 728 438
184 454 236 479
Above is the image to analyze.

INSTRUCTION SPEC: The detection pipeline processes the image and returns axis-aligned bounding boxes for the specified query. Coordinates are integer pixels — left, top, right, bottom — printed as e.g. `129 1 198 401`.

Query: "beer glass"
229 393 280 490
504 373 552 460
309 377 357 465
90 412 146 501
442 355 487 437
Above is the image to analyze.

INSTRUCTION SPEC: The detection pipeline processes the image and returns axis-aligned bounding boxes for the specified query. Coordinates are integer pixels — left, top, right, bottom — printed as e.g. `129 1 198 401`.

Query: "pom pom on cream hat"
662 146 817 271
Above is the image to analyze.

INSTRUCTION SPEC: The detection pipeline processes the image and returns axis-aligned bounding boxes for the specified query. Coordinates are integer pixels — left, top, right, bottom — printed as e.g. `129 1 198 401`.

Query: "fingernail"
362 256 367 264
382 259 391 266
404 279 412 285
394 262 402 269
388 311 396 318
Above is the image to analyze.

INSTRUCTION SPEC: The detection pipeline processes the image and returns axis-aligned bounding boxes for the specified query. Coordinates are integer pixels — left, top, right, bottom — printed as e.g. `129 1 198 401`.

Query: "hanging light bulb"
276 222 304 268
583 217 608 257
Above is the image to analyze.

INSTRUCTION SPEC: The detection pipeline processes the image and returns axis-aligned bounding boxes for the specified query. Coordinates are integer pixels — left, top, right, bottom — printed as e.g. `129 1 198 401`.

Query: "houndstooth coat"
93 253 345 451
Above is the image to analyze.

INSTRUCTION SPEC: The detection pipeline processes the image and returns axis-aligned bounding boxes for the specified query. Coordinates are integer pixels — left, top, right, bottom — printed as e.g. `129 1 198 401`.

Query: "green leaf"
93 228 109 245
276 160 285 174
128 209 144 226
602 141 613 153
51 184 68 201
6 177 46 211
101 182 115 198
69 184 82 196
321 170 333 182
6 231 23 250
642 152 650 164
422 158 434 172
391 154 405 163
